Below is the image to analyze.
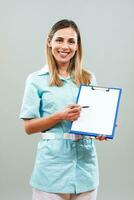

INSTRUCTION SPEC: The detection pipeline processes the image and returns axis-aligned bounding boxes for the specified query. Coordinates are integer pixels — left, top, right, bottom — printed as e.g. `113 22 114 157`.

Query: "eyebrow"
56 36 76 40
56 37 63 39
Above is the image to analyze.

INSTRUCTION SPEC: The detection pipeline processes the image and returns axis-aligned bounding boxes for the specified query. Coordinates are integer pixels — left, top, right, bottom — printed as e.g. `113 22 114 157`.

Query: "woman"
20 19 106 200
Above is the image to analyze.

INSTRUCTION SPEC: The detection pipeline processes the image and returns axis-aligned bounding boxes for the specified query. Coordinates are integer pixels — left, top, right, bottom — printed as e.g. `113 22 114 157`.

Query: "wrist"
54 111 65 121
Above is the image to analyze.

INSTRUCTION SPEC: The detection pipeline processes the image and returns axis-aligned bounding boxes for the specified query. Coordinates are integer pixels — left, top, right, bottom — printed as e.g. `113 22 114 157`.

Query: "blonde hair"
45 19 92 86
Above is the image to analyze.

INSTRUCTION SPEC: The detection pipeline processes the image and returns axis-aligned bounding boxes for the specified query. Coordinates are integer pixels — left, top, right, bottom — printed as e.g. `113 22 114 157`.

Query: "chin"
56 58 70 65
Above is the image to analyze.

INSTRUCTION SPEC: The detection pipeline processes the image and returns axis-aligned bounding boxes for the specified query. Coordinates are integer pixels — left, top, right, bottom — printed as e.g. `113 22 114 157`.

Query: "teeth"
59 52 69 57
60 52 68 55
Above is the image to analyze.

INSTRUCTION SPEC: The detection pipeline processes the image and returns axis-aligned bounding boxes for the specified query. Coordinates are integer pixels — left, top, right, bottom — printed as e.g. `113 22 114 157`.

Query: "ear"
47 37 52 47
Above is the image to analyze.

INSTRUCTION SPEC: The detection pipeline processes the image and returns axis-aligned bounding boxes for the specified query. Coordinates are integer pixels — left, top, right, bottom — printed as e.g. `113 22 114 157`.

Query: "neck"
59 69 69 77
58 63 70 77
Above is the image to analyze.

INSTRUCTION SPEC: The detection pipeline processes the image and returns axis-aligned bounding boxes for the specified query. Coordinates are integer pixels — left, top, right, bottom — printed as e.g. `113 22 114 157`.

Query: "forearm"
24 112 63 135
23 104 81 135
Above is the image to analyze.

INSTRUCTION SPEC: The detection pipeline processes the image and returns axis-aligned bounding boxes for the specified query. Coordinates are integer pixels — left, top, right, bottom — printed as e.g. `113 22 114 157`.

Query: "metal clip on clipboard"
91 86 110 92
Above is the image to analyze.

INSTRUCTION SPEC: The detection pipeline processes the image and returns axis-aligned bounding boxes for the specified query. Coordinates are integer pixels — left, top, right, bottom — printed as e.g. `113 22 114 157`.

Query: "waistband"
41 132 91 140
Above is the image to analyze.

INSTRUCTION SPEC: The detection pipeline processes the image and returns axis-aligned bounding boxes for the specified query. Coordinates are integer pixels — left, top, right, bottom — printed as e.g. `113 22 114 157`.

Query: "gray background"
0 0 134 199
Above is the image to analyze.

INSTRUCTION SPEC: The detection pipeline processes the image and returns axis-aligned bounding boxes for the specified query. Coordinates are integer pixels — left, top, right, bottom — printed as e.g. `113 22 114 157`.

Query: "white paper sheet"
70 86 122 139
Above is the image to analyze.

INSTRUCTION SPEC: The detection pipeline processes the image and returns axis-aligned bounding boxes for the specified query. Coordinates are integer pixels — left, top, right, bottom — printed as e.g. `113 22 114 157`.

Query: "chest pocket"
41 90 58 112
41 85 77 114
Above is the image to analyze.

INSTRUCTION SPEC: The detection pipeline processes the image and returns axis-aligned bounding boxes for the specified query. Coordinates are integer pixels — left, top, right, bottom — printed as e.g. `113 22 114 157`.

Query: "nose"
61 42 69 49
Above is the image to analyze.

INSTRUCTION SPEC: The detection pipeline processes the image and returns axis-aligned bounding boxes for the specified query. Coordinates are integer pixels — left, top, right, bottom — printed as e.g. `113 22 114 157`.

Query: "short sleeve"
19 75 41 119
90 73 98 86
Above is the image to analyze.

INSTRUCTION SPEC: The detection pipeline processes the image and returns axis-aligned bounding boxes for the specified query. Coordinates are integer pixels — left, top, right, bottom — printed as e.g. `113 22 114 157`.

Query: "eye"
68 39 76 44
55 38 63 43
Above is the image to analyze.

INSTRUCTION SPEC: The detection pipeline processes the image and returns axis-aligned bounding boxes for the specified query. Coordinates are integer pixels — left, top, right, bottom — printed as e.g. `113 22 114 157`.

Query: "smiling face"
48 27 78 69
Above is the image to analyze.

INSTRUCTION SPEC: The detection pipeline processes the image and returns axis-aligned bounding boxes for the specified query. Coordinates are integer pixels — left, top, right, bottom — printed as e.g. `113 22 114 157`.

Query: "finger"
70 113 81 121
69 114 80 120
69 112 80 117
68 107 81 114
96 135 108 141
68 104 81 109
70 109 81 114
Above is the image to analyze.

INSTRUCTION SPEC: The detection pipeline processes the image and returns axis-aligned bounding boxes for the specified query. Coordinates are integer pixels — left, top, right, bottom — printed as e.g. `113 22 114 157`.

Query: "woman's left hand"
95 135 108 141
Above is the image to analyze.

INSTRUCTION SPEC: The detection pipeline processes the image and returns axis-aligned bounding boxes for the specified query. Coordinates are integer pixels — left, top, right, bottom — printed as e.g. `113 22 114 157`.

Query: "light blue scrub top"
20 65 99 194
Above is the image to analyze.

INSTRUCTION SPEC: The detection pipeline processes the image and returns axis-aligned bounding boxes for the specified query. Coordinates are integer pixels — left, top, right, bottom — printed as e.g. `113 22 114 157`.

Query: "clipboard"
70 85 122 139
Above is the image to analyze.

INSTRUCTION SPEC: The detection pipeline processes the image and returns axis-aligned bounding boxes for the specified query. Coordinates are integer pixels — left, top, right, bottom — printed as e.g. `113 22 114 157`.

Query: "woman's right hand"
61 104 81 122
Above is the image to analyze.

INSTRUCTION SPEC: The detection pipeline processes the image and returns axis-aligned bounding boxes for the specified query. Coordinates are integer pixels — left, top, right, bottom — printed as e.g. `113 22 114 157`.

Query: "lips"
58 51 70 58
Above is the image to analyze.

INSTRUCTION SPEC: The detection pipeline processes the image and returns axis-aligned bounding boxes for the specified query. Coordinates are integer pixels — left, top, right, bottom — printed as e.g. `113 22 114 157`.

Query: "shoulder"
24 72 40 89
26 71 39 82
26 65 49 84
